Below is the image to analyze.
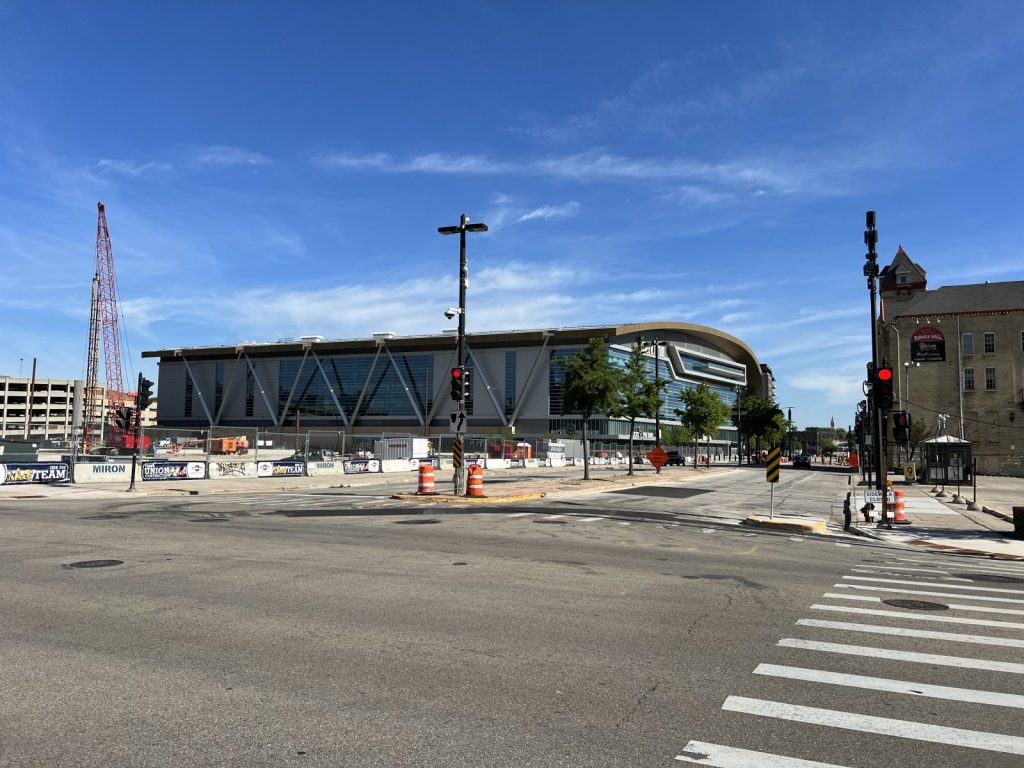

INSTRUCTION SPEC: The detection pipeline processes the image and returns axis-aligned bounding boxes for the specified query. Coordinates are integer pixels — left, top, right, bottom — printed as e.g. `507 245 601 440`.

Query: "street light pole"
439 213 487 495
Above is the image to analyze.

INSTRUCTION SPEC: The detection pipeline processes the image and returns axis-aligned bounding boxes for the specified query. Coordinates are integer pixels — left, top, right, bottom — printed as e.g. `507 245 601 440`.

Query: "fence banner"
142 461 206 481
344 459 380 474
208 460 257 480
306 461 344 477
380 459 413 473
74 462 135 483
257 460 304 478
0 462 70 485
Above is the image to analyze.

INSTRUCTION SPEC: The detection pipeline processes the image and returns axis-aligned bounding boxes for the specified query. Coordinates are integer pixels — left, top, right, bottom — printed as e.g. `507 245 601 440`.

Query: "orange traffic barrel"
892 487 910 524
467 463 484 497
417 463 438 495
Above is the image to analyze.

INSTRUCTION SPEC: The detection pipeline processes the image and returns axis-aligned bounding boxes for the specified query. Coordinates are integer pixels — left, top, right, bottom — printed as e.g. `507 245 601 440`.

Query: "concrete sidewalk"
849 483 1024 560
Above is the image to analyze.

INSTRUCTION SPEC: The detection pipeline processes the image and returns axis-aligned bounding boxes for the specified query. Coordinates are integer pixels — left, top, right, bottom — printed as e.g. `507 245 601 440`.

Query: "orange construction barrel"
892 487 910 524
467 463 484 497
417 463 438 495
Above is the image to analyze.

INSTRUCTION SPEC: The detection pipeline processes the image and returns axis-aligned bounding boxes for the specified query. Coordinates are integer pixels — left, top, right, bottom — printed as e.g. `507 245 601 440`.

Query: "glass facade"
279 354 433 421
548 349 580 415
504 351 516 418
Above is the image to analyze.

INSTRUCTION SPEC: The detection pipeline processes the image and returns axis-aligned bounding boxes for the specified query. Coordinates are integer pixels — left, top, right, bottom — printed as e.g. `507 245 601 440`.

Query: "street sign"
449 410 467 435
864 489 895 504
766 446 781 483
646 446 668 469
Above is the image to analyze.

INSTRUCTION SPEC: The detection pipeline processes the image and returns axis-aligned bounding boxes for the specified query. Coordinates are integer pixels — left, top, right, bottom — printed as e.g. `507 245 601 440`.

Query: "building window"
963 368 975 392
984 332 995 354
504 352 516 418
962 333 973 355
1020 330 1024 352
985 367 996 390
897 274 908 284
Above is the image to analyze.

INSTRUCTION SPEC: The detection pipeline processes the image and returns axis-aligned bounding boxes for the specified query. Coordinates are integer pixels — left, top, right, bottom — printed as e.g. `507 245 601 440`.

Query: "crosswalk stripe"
796 618 1024 648
810 603 1024 630
850 568 972 582
822 593 1024 616
544 515 565 520
778 637 1024 673
889 558 1024 575
855 564 953 575
753 663 1024 708
842 576 1024 595
578 517 605 522
833 583 1024 604
675 740 851 767
721 696 1024 754
507 512 533 517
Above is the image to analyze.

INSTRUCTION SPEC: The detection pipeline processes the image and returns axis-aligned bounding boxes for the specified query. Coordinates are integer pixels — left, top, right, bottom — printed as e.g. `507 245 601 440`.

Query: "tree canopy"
674 382 731 459
561 337 622 480
607 338 666 475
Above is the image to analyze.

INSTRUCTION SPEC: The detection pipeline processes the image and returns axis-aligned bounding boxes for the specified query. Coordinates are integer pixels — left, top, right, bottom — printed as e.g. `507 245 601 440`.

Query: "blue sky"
1 1 1022 429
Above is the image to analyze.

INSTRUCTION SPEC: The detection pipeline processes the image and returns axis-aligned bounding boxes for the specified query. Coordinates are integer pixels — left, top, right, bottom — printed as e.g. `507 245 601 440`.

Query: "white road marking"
850 568 971 582
796 618 1024 648
507 512 533 517
855 564 953 575
842 575 1024 595
821 593 1024 616
833 583 1024 604
889 558 1024 575
754 663 1024 709
578 517 605 522
722 696 1024 754
543 515 565 520
810 603 1024 629
834 543 852 548
675 740 851 767
779 637 1024 673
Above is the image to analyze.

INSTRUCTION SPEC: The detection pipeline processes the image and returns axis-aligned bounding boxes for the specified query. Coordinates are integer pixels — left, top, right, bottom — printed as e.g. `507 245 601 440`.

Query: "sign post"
766 446 781 519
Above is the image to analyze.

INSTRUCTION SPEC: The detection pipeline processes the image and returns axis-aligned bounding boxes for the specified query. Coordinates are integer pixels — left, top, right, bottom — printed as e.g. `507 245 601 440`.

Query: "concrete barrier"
74 462 136 483
208 460 257 480
306 461 344 477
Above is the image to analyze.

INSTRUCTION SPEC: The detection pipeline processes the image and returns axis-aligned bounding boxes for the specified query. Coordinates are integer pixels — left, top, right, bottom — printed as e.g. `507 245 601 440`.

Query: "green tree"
737 390 785 461
561 337 622 480
674 383 731 467
663 424 694 450
821 438 838 457
607 338 667 475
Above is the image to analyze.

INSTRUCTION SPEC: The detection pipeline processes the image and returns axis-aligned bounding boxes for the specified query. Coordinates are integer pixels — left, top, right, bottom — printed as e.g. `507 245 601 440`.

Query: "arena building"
143 322 767 451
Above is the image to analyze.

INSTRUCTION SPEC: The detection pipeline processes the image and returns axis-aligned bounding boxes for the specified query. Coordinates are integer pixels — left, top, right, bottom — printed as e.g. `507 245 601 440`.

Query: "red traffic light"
451 368 463 379
876 367 894 382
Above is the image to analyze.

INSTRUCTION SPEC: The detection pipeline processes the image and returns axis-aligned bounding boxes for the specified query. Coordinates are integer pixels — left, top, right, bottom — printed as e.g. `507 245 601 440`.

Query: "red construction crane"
82 202 130 451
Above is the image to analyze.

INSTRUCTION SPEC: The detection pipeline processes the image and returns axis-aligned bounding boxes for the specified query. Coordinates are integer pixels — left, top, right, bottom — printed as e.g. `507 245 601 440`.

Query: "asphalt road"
2 469 1022 767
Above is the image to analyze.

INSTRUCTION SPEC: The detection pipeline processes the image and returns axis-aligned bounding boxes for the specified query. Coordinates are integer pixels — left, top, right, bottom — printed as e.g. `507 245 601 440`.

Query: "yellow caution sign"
453 438 464 469
766 446 781 483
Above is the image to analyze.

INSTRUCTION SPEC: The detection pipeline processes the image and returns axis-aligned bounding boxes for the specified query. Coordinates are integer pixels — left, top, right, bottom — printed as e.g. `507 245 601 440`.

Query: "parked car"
792 454 812 468
665 450 686 466
283 449 338 462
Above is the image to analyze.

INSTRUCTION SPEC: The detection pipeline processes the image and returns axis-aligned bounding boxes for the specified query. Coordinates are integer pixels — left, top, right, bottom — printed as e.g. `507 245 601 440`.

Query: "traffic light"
893 411 911 443
137 375 154 411
874 366 894 410
112 406 133 431
450 367 465 401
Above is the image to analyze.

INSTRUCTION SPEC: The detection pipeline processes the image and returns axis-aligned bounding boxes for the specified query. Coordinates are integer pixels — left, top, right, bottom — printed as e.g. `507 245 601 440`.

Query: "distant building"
143 322 770 454
877 246 1024 474
0 375 87 443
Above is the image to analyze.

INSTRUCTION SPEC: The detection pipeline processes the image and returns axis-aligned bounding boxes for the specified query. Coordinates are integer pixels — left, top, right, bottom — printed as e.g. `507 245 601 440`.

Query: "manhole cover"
63 559 124 569
534 519 567 524
883 599 948 611
395 519 440 525
963 573 1024 584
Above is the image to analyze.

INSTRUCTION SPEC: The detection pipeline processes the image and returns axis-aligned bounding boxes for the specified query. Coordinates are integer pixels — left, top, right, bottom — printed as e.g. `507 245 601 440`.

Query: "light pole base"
453 467 467 497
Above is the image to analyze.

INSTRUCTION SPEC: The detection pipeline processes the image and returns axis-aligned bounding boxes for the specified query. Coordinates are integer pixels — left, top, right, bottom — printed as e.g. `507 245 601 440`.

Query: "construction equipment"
207 436 251 455
81 203 131 452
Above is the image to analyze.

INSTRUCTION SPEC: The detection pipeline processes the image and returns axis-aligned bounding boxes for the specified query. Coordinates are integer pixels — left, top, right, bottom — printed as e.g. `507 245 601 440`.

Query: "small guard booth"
919 435 972 486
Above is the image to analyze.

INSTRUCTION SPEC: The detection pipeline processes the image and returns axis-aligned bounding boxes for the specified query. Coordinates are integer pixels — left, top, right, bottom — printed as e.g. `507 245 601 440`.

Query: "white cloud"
192 145 270 167
95 158 172 176
516 201 580 223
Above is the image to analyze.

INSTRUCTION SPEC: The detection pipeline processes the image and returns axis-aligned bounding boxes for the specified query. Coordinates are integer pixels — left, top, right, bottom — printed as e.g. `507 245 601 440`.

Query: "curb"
743 516 828 535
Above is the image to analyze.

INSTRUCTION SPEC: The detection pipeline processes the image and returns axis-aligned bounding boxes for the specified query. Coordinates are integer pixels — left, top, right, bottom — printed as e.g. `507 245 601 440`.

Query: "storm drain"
395 519 440 525
963 573 1024 585
883 599 948 611
62 559 124 569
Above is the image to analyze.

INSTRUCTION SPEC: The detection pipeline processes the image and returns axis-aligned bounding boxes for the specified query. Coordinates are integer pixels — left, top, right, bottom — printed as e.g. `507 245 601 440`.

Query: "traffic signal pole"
863 212 891 528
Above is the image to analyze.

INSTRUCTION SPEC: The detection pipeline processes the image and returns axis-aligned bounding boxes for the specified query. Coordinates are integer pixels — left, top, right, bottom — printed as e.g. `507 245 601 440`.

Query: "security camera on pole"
438 213 487 496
